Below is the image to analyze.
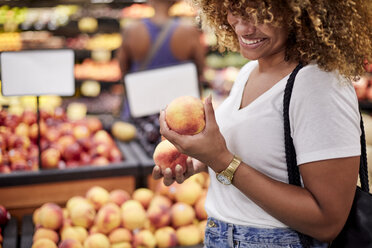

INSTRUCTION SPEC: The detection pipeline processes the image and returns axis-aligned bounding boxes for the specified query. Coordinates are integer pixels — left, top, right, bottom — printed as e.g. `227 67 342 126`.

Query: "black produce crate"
129 141 155 176
0 141 139 187
21 215 203 248
20 215 33 248
2 217 18 248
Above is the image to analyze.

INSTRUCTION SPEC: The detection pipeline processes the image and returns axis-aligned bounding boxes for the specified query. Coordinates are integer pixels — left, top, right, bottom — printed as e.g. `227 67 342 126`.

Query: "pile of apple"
0 107 124 173
31 178 209 248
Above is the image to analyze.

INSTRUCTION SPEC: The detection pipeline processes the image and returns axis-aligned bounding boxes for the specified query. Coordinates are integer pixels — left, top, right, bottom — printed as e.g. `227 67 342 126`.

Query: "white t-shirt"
205 60 361 228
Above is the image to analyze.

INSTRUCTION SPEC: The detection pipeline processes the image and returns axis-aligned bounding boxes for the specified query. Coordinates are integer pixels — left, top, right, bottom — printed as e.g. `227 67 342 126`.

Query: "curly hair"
192 0 371 80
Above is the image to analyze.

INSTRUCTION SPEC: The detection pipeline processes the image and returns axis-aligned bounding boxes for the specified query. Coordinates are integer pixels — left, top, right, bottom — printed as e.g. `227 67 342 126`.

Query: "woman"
117 0 206 120
153 1 371 247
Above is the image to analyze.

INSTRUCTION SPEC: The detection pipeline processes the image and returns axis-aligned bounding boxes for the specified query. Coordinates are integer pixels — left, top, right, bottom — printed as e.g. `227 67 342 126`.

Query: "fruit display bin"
20 215 203 248
2 217 18 248
0 141 139 187
129 141 156 177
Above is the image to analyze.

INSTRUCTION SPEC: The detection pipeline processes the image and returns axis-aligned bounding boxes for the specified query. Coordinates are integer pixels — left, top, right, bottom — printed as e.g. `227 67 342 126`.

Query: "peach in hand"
153 139 187 175
165 96 205 135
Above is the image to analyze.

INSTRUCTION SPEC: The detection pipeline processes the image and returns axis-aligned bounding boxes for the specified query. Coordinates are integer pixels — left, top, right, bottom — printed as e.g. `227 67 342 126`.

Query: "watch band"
216 155 242 185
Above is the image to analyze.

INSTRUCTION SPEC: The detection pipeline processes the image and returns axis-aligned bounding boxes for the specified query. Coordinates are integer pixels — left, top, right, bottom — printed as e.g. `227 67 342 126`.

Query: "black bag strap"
283 63 370 191
283 63 370 247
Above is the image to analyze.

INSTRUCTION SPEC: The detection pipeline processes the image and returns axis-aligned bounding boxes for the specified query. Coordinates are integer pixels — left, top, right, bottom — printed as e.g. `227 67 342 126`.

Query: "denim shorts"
204 217 329 248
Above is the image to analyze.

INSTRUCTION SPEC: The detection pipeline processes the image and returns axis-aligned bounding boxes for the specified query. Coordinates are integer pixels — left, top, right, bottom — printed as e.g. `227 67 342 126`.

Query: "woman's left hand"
159 95 233 173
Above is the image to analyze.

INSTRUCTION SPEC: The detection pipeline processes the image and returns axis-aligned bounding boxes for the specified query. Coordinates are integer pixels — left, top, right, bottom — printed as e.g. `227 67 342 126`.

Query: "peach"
108 228 132 244
69 201 96 229
58 239 83 248
85 186 109 210
83 233 110 248
174 180 203 205
88 225 99 235
154 226 178 248
33 207 42 226
62 208 69 220
147 201 171 228
39 203 64 230
165 96 205 135
132 188 154 209
132 230 156 248
187 173 206 187
171 202 195 228
32 238 58 248
198 219 207 242
110 242 132 248
155 182 178 202
74 226 88 243
109 189 131 206
149 195 172 209
66 196 89 212
194 192 208 220
176 224 201 246
61 227 81 243
121 200 147 230
95 203 121 234
153 139 187 175
33 228 59 243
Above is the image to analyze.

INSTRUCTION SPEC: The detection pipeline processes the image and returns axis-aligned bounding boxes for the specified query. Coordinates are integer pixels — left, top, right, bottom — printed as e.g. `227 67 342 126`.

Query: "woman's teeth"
241 37 265 45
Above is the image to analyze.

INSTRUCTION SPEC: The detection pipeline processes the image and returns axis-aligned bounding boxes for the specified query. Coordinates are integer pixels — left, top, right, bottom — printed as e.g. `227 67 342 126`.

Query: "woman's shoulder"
294 63 351 91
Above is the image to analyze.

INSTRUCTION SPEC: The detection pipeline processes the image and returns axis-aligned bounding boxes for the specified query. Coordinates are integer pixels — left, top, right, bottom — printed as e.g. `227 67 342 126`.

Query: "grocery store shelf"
2 218 18 248
0 141 139 187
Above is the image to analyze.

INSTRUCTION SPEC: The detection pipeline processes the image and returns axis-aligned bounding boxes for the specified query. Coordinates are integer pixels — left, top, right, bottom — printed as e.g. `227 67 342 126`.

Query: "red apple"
41 147 61 169
86 117 103 133
53 107 66 120
59 122 74 136
91 156 109 166
90 143 110 158
44 127 61 143
56 135 76 154
22 110 37 125
109 147 122 163
10 159 30 171
0 165 11 174
73 124 91 140
62 142 82 161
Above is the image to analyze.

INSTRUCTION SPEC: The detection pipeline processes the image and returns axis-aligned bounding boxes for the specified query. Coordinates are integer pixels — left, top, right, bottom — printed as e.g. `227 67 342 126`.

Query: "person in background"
153 0 371 247
116 0 206 120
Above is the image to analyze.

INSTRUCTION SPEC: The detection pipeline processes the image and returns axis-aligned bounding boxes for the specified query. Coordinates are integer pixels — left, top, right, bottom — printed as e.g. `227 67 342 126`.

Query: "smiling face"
227 11 289 63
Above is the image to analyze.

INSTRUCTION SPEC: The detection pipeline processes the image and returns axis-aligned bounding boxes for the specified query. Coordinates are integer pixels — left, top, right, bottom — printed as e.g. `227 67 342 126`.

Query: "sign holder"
1 49 75 168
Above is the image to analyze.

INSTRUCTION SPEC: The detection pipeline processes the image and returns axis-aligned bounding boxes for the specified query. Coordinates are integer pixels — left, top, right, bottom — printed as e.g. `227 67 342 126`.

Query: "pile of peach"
31 175 209 248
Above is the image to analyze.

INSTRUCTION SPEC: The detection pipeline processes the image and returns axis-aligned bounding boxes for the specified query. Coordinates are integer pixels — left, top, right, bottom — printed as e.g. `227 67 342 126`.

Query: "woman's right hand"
152 157 207 186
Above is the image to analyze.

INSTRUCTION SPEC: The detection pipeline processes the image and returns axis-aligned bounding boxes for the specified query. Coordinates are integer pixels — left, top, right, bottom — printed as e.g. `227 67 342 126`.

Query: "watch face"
217 174 231 185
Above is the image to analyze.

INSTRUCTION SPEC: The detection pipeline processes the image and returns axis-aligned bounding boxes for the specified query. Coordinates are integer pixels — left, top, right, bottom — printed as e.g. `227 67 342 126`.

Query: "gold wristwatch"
216 155 242 185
